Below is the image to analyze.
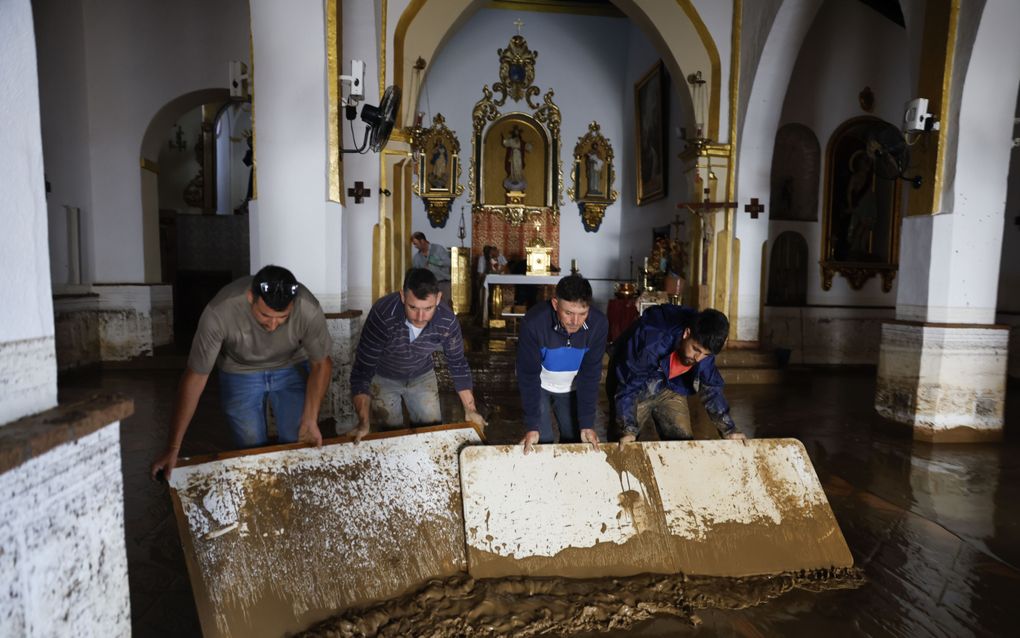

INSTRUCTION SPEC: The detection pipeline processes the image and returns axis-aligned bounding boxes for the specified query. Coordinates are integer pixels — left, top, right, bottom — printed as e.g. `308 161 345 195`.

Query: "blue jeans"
218 363 308 448
535 389 582 443
370 371 442 429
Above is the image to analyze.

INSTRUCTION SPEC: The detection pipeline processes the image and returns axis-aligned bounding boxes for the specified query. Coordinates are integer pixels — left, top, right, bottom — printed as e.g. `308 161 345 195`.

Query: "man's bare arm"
150 368 209 481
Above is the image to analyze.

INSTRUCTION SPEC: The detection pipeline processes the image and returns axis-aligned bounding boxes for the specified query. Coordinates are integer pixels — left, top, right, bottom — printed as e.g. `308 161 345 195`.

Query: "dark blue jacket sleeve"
575 315 607 429
698 358 736 435
516 316 544 430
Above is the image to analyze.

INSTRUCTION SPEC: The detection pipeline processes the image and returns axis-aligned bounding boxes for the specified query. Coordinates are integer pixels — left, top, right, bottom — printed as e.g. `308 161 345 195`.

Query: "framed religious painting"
568 121 617 232
820 117 901 291
413 114 463 228
634 61 668 205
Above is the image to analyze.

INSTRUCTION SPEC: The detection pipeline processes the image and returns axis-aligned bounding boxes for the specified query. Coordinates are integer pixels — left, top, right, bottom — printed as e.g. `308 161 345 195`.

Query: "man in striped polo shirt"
349 268 485 440
517 275 608 453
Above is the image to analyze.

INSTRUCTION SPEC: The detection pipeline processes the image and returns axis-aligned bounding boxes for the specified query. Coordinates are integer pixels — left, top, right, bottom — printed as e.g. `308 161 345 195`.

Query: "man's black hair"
690 308 729 355
402 267 440 300
555 275 592 305
251 265 299 311
411 231 427 242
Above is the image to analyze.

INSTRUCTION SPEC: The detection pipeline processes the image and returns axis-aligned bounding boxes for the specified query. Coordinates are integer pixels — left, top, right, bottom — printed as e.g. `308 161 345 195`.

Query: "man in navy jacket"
517 275 608 453
609 305 745 443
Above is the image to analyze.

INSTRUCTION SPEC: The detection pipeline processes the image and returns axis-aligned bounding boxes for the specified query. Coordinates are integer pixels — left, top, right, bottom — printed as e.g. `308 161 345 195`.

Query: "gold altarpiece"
469 34 562 273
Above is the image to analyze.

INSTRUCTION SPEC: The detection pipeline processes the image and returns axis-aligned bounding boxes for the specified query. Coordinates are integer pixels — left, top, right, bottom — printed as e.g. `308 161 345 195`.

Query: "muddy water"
297 568 863 637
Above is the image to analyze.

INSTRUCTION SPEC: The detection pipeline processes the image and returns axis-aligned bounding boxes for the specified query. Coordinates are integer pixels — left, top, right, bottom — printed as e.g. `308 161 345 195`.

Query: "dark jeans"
218 363 309 448
535 389 582 443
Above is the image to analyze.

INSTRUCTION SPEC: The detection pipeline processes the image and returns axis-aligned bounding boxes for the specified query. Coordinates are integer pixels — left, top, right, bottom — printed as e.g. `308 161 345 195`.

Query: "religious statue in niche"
821 117 901 291
568 121 617 232
469 27 562 279
412 113 464 228
501 124 532 191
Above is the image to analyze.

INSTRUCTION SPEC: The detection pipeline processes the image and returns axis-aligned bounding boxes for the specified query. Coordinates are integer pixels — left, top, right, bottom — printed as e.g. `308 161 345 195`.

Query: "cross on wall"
744 198 765 219
347 181 371 204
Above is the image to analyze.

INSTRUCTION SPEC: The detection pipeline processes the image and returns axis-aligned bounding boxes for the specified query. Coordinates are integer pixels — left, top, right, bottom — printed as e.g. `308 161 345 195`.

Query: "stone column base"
53 284 173 370
875 321 1008 442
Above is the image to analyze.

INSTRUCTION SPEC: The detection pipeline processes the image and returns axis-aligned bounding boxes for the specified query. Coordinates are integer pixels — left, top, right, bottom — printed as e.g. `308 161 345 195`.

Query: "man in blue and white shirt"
349 268 485 440
517 275 608 453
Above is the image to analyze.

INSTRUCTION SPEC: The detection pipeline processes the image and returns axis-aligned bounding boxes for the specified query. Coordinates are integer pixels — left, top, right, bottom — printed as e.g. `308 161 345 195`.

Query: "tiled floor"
59 343 1020 637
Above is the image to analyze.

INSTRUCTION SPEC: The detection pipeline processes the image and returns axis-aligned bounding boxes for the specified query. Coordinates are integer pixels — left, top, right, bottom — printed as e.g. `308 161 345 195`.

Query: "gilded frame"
820 117 901 292
568 121 617 232
634 61 668 205
413 114 464 228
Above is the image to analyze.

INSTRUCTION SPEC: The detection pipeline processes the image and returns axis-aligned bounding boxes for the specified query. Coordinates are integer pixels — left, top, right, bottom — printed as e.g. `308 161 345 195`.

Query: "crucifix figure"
514 18 524 35
347 181 371 204
744 197 765 219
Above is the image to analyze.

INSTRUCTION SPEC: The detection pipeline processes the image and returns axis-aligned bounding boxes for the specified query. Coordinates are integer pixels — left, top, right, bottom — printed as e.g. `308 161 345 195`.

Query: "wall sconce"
169 124 187 151
686 70 708 141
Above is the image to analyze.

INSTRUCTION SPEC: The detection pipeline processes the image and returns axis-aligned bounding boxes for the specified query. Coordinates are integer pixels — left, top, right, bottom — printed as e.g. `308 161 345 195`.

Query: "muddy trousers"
370 371 443 429
633 389 694 440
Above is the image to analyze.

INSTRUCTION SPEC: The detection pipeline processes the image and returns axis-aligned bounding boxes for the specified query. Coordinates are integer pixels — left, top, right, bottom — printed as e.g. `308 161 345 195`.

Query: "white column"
0 0 57 424
876 0 1020 441
249 0 343 311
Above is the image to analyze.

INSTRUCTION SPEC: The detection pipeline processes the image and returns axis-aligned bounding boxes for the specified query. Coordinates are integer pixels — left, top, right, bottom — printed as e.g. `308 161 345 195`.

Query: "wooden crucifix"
347 181 371 204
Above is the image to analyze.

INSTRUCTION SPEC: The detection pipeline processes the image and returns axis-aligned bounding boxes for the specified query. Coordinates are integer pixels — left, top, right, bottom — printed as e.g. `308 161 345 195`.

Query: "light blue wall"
411 8 692 287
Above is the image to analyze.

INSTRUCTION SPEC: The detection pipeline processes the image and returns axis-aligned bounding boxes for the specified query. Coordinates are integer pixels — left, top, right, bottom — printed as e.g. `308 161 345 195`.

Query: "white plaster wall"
0 424 130 637
0 0 58 424
777 0 911 307
341 0 382 312
735 0 822 341
997 96 1020 317
35 0 93 288
619 22 694 282
937 0 1020 324
249 0 343 312
34 0 250 284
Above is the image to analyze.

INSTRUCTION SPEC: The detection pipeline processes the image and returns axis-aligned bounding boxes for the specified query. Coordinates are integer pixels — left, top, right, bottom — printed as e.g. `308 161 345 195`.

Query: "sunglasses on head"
259 281 299 296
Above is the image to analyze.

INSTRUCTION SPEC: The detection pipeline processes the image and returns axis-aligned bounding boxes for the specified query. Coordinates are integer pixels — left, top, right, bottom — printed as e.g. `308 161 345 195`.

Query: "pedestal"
875 321 1009 442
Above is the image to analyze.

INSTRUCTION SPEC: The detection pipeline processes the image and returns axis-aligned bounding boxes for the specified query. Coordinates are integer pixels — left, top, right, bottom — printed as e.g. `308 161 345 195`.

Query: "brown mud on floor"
297 568 863 637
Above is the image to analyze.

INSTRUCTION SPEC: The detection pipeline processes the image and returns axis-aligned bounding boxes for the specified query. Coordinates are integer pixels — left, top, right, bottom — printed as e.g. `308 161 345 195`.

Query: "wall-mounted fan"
342 84 401 154
868 125 922 189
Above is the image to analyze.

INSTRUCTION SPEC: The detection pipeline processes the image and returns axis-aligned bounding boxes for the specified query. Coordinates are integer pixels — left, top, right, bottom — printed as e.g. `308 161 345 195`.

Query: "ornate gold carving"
472 85 500 136
492 35 540 109
821 263 897 292
581 203 608 233
568 121 617 232
533 89 561 136
412 113 464 229
469 37 562 226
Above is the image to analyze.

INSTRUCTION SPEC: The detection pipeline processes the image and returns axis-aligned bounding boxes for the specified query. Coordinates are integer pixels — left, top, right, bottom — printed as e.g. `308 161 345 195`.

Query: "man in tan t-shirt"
150 265 333 480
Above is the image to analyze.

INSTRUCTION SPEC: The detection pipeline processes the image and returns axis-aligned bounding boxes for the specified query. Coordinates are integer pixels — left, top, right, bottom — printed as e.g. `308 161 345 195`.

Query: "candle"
643 256 649 271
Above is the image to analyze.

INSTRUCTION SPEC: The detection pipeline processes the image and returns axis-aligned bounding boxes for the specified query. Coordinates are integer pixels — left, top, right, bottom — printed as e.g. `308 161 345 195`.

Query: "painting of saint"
585 142 605 197
635 61 667 205
428 140 449 190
